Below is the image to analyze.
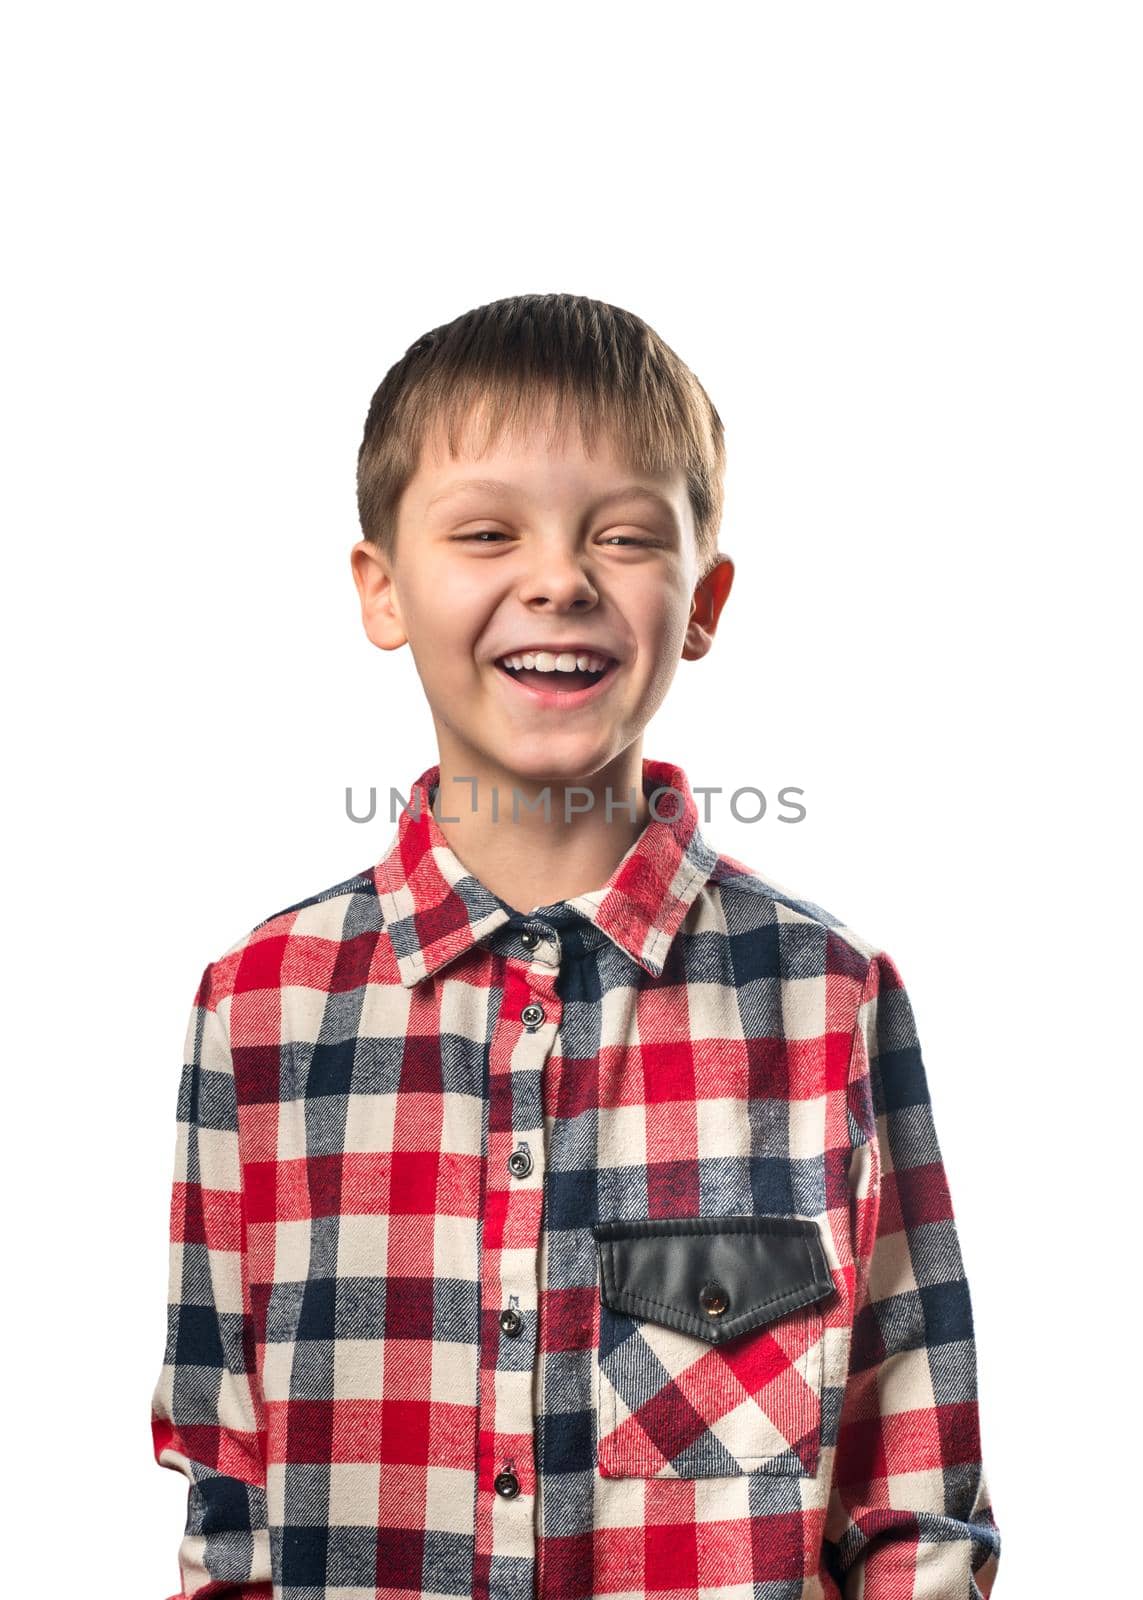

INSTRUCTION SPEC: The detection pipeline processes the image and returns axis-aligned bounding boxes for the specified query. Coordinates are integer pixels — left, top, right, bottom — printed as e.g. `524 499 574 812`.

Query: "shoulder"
200 862 382 1008
705 850 886 983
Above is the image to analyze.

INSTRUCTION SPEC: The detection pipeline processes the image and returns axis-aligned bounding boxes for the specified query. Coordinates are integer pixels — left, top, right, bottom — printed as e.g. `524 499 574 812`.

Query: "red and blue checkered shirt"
152 756 1000 1599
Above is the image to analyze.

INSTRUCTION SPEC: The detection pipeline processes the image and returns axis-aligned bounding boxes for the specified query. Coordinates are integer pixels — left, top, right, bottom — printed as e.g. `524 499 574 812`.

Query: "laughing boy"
152 292 1001 1599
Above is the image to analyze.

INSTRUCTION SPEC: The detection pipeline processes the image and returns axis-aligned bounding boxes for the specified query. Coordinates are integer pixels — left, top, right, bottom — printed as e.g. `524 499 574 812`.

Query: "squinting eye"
453 530 655 546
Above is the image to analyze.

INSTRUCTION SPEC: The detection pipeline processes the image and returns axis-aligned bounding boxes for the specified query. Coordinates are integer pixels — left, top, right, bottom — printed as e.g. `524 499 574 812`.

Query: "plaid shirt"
152 756 1000 1599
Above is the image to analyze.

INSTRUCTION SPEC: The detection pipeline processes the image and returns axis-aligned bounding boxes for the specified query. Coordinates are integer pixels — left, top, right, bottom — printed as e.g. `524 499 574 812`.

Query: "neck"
428 741 649 913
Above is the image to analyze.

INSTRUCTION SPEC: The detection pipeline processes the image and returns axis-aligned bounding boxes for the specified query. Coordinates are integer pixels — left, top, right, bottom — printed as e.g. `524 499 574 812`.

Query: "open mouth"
494 652 619 704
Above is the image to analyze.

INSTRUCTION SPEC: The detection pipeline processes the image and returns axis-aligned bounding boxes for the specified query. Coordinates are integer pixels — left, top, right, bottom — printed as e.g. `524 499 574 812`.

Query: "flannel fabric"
152 756 1000 1599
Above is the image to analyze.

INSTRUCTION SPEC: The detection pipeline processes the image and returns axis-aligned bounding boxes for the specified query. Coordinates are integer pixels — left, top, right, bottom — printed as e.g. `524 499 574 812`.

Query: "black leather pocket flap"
591 1214 834 1345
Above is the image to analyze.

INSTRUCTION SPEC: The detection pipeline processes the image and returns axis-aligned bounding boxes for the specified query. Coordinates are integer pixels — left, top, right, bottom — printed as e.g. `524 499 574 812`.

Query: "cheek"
402 571 485 653
643 652 683 706
628 584 690 655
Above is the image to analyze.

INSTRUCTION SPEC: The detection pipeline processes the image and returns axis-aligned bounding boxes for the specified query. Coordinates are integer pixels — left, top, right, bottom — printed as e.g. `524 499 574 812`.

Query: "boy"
151 293 1001 1599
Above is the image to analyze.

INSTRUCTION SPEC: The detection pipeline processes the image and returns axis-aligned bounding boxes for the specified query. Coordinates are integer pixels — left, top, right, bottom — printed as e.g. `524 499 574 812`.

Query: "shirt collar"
373 756 719 988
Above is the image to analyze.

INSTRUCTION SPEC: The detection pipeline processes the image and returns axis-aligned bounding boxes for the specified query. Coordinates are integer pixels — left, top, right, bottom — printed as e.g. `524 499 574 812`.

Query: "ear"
350 539 408 651
682 556 735 661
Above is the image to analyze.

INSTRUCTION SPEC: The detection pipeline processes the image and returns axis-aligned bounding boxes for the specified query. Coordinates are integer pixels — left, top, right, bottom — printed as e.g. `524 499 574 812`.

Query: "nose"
516 543 600 610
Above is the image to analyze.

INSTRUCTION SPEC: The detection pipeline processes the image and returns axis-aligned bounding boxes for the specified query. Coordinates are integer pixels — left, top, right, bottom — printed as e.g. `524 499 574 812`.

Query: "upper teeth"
498 651 611 673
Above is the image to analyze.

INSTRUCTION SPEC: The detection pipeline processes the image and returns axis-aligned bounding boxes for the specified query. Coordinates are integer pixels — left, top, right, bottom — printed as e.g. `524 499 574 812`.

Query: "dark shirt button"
507 1146 533 1178
521 1002 545 1028
500 1307 523 1336
699 1280 730 1316
494 1469 520 1498
520 929 538 949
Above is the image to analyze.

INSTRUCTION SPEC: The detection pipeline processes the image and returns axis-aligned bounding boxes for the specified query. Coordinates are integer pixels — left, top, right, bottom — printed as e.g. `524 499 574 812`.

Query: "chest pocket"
590 1213 835 1479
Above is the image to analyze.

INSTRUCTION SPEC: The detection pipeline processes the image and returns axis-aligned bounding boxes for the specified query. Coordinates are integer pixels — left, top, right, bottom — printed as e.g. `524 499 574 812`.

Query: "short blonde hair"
357 293 726 578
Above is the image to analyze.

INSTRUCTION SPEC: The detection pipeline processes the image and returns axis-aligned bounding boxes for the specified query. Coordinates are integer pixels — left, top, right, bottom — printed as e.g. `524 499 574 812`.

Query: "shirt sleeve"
151 962 272 1599
823 949 1001 1596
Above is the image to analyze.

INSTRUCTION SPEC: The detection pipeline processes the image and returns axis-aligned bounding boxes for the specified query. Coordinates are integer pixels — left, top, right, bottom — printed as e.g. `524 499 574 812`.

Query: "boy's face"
351 401 734 790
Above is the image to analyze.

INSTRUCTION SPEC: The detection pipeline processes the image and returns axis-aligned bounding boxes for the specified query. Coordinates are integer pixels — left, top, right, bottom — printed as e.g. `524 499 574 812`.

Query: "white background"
4 3 1139 1592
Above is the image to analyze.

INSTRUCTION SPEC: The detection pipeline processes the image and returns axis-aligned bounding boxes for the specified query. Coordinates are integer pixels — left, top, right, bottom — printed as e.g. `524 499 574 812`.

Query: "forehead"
407 398 689 515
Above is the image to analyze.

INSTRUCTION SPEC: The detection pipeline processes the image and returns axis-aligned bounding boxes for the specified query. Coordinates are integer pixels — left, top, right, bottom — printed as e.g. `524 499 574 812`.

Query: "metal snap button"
494 1468 520 1498
507 1145 533 1178
520 929 538 949
500 1307 523 1336
521 1002 545 1029
699 1280 730 1317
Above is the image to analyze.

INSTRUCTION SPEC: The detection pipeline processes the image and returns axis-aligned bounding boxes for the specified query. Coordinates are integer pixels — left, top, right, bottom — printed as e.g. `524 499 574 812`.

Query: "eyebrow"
425 478 679 518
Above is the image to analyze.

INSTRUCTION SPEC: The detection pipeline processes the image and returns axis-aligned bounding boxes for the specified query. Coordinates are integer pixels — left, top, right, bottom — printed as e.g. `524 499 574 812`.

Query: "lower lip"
494 660 619 709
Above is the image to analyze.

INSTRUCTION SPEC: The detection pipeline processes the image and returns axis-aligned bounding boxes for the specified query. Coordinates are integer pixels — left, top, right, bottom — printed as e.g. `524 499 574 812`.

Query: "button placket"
474 947 563 1575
